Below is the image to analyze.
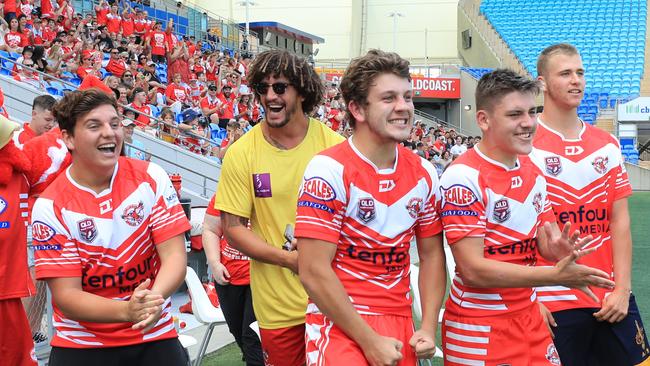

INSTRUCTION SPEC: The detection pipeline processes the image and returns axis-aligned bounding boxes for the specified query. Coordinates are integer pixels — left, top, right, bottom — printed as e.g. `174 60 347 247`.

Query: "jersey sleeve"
415 158 442 238
206 194 220 216
214 142 252 218
610 139 633 201
32 197 82 279
147 162 191 244
294 154 347 244
438 164 486 244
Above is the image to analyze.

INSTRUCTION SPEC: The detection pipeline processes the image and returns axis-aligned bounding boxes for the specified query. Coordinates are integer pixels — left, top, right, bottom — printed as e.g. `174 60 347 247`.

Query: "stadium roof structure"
240 21 325 44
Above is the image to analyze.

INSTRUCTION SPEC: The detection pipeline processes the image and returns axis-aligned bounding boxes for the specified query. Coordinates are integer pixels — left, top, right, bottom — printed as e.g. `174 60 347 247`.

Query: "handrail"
414 109 475 137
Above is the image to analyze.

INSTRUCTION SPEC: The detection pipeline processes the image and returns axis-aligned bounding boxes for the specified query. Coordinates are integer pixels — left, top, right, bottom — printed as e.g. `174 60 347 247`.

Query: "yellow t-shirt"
214 118 344 329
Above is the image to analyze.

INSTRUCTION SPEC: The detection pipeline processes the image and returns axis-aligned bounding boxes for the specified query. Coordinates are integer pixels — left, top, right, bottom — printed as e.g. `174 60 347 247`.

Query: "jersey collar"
348 136 398 175
537 116 586 142
474 144 521 172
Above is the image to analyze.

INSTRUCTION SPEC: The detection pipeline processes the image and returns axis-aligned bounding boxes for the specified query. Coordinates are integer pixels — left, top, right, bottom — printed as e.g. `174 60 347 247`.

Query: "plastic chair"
184 266 226 366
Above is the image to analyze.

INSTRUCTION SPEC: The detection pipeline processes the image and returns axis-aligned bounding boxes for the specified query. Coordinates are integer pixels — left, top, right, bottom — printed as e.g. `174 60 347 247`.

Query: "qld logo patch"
0 196 6 215
533 192 543 214
592 156 609 174
406 197 423 219
493 198 511 223
122 201 145 226
546 343 561 365
545 156 562 176
32 221 56 242
357 197 376 223
301 177 336 201
442 184 477 207
77 218 98 243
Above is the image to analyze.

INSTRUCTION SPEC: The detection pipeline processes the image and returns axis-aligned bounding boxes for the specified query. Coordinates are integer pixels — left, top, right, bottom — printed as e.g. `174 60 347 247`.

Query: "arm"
410 234 446 359
299 238 403 365
46 277 163 324
222 212 297 272
202 213 230 284
149 234 187 299
450 237 614 297
594 198 632 322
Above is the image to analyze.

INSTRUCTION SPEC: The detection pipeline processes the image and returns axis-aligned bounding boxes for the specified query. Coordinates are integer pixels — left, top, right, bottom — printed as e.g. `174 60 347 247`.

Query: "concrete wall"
195 0 461 63
0 75 51 123
625 162 650 191
458 71 482 136
456 7 501 68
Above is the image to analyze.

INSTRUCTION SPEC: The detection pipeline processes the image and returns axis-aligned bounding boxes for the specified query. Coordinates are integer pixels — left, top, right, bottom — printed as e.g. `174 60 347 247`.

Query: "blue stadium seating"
460 67 494 80
480 0 647 124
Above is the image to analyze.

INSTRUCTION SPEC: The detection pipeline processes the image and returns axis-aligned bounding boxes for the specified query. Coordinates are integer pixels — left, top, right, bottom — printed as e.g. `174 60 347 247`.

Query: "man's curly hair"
247 49 324 114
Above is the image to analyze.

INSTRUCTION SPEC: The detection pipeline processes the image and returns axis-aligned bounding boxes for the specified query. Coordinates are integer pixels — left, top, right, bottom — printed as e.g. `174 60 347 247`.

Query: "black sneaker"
32 332 48 343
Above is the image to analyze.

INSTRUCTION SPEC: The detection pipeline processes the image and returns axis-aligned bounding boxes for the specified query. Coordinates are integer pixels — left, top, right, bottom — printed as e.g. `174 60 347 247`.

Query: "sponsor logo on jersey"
546 343 561 365
406 197 423 219
565 145 584 156
486 238 537 257
301 177 336 201
83 256 156 293
346 245 408 266
592 156 609 174
33 244 62 250
166 191 178 204
77 218 98 243
442 184 477 207
533 192 543 214
440 209 478 217
492 198 510 223
357 197 376 223
298 200 334 214
379 179 396 192
511 176 523 189
0 196 7 215
545 156 562 176
0 221 9 229
252 173 272 198
122 201 145 226
32 221 56 242
556 205 607 224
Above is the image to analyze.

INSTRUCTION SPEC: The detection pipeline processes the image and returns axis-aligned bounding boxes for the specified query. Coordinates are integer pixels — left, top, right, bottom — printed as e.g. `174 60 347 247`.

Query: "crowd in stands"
0 0 475 166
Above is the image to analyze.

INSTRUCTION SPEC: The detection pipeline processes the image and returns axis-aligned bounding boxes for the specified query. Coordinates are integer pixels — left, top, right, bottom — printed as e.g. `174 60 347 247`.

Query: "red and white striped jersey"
439 147 555 317
33 157 191 348
530 119 632 311
295 140 442 317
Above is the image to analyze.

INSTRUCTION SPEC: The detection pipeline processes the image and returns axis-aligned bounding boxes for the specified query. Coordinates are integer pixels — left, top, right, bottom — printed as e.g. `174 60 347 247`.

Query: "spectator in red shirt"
75 51 99 79
105 4 121 36
165 72 190 110
146 21 167 64
200 83 221 126
4 17 23 53
105 48 127 77
127 87 152 129
121 4 135 38
216 84 236 129
94 0 110 25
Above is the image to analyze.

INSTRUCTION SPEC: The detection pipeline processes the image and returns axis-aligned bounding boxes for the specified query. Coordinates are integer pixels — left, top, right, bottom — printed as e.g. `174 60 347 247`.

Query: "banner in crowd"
323 72 461 99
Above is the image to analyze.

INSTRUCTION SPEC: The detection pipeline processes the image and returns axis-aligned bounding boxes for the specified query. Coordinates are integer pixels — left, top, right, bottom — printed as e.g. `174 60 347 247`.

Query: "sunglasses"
253 82 291 95
123 74 133 78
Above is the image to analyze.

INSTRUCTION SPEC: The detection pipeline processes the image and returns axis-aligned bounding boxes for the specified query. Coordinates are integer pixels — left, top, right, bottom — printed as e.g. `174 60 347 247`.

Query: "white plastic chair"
184 266 226 366
410 264 444 363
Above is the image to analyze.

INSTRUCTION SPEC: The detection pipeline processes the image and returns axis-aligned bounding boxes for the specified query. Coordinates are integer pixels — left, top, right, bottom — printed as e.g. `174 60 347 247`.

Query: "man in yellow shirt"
215 49 344 366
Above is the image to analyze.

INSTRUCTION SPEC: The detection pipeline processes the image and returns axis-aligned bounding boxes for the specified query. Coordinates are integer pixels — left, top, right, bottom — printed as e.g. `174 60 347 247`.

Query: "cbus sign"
323 73 461 99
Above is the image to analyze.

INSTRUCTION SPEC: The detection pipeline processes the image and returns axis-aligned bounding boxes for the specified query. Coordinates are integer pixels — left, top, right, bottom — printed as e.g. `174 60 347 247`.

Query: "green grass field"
205 192 650 366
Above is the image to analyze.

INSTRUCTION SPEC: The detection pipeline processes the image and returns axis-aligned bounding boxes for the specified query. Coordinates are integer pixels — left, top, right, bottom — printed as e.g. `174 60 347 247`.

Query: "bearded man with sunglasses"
215 49 343 366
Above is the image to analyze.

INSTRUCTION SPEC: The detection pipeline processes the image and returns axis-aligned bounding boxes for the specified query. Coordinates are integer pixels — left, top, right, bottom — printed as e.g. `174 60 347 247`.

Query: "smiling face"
62 104 123 178
349 73 414 144
258 74 304 129
477 90 537 165
538 52 585 111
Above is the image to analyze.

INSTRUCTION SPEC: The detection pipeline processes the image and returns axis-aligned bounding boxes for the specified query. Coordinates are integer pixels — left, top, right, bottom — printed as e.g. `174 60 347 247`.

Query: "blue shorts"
552 293 650 366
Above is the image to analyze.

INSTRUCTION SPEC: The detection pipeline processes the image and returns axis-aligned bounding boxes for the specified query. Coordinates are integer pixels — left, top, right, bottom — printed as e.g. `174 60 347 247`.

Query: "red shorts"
259 323 306 366
0 298 37 366
305 313 416 366
442 305 561 365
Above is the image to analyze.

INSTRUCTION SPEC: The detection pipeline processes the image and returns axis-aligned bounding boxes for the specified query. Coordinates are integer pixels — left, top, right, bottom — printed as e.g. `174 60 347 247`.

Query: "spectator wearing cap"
200 83 222 126
121 118 148 161
105 48 127 77
177 108 206 155
76 50 100 79
234 90 254 123
31 17 44 45
216 83 236 129
127 87 153 129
